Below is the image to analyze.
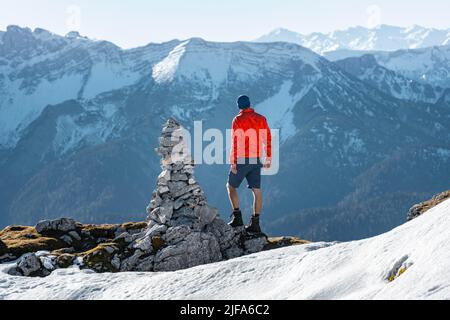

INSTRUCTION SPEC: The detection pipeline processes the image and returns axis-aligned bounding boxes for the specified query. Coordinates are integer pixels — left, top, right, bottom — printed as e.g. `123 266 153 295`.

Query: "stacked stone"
145 118 209 229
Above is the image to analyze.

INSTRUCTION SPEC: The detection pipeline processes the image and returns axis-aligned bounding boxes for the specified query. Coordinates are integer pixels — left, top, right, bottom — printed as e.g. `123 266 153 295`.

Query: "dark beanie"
237 95 251 109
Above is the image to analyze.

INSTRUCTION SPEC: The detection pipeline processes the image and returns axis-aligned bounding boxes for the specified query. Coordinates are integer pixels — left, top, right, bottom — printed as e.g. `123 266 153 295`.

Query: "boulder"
56 254 76 268
154 232 222 272
16 253 42 276
82 243 120 273
36 218 78 235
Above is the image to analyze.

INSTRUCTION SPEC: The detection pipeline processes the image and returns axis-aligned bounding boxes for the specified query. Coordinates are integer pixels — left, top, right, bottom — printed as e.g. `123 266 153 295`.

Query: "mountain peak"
65 31 86 40
6 25 32 34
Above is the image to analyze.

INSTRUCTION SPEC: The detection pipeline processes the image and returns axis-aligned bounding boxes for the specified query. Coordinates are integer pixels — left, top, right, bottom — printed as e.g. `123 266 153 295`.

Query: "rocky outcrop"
3 221 146 276
1 119 308 277
407 191 450 221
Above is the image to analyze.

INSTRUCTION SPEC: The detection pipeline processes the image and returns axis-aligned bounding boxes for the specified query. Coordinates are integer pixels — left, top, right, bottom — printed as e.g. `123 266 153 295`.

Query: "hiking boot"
246 215 262 234
228 210 244 228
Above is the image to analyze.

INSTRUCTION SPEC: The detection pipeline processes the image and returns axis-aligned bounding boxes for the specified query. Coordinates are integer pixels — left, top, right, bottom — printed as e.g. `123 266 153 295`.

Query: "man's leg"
246 188 263 233
227 183 244 227
227 183 240 210
252 188 263 216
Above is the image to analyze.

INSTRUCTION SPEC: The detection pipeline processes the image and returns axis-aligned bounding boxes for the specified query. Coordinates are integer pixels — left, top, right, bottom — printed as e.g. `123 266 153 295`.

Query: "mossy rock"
56 254 76 268
408 190 450 221
80 224 118 239
79 222 146 239
122 222 147 232
0 226 67 261
264 237 310 251
151 236 165 251
82 243 120 272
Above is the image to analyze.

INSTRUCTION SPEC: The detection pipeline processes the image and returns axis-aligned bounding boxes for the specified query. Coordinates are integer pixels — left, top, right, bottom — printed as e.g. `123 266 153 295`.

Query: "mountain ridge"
256 24 450 54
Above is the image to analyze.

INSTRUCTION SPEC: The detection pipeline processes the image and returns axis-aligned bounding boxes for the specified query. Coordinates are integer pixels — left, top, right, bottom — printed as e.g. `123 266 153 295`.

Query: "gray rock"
133 236 153 252
115 232 133 244
145 224 168 238
159 169 171 181
225 247 245 260
148 208 163 224
163 225 192 245
40 255 57 271
60 235 73 245
244 236 268 254
407 204 422 221
111 255 121 270
206 218 242 252
157 186 170 195
154 232 222 272
193 205 218 229
134 255 155 272
173 206 196 219
168 181 189 193
17 253 42 276
68 231 81 241
172 185 199 199
173 198 185 210
120 250 145 271
172 173 188 181
35 218 78 235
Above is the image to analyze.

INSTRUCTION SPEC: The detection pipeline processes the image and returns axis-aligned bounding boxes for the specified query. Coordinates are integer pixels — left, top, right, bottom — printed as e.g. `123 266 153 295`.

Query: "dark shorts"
228 158 263 190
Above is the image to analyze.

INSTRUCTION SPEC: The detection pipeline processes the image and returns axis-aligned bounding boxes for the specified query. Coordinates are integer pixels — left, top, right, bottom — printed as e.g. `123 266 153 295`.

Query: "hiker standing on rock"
227 95 272 234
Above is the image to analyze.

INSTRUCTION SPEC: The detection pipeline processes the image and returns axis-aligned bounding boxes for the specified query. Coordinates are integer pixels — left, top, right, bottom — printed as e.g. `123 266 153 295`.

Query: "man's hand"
231 164 238 175
263 158 272 170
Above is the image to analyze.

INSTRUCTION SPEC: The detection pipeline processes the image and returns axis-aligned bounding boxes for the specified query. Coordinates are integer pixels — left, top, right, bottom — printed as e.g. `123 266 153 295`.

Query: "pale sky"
1 0 449 48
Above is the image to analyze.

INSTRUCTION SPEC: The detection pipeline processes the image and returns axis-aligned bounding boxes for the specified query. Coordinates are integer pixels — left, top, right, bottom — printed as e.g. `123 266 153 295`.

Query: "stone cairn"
4 118 268 277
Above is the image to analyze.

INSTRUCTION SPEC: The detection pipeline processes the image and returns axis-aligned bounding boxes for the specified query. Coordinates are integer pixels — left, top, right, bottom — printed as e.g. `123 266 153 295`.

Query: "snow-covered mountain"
335 54 445 103
256 25 450 55
0 25 178 149
1 25 450 242
328 45 450 89
373 45 450 89
1 197 449 300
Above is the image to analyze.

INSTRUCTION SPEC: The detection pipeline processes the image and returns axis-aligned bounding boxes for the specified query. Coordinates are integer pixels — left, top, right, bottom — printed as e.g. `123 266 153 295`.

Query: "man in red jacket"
227 95 272 233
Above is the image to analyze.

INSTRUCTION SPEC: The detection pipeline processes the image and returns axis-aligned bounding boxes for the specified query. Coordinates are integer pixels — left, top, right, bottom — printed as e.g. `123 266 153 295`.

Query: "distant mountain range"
256 25 450 55
0 25 449 241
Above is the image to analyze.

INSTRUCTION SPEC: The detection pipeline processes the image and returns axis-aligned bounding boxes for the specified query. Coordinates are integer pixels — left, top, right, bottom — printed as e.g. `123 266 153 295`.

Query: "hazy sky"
1 0 449 48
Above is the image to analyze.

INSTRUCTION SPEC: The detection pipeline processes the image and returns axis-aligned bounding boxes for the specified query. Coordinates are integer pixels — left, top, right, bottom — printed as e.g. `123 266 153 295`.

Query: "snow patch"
82 62 140 99
255 81 312 142
152 41 188 84
0 74 84 149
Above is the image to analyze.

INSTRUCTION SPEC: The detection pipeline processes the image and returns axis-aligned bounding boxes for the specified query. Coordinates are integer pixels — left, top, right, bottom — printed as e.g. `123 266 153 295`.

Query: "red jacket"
230 108 272 165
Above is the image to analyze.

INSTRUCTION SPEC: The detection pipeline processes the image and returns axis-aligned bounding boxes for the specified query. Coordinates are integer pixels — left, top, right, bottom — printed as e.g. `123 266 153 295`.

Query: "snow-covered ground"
1 199 449 300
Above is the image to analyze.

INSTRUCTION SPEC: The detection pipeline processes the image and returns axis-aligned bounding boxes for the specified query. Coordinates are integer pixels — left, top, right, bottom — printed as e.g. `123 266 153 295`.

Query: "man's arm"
230 119 239 173
262 118 272 169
